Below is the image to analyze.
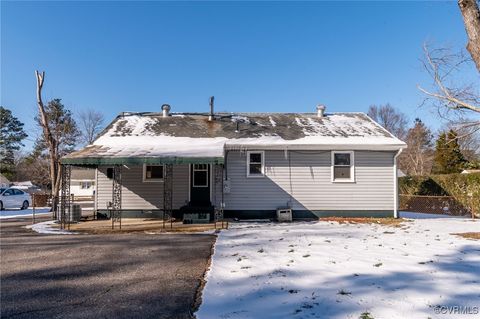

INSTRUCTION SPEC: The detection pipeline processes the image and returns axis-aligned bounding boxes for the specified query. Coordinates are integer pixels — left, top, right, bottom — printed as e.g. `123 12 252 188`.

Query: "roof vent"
316 104 326 118
209 96 215 121
161 104 171 117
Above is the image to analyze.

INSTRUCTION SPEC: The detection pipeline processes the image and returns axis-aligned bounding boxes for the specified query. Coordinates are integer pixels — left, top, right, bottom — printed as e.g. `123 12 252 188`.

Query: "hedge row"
399 173 480 216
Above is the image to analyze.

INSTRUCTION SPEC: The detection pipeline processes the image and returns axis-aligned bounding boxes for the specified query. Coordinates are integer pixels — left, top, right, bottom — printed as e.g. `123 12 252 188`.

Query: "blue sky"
0 1 473 149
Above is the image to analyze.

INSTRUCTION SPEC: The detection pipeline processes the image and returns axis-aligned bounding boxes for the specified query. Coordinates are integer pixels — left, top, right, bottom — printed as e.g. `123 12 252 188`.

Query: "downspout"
393 149 403 218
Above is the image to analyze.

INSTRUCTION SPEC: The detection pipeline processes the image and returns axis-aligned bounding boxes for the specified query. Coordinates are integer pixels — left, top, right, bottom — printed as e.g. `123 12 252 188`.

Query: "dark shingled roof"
104 112 393 140
62 112 406 165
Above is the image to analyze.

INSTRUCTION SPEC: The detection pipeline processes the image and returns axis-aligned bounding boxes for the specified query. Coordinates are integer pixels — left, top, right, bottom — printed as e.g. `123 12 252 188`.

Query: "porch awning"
61 156 224 165
61 138 226 166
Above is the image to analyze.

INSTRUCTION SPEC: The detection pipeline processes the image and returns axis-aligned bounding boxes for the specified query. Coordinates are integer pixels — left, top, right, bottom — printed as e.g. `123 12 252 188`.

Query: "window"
81 182 92 189
143 165 164 182
3 189 14 196
332 151 354 182
193 164 209 187
247 151 264 177
13 189 24 195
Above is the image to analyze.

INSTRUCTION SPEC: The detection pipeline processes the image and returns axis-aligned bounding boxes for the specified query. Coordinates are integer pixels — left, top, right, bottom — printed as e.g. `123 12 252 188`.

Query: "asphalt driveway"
0 217 215 319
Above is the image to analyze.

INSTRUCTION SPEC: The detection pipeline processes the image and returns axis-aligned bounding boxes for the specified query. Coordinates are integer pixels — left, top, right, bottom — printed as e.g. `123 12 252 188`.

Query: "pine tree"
432 129 467 174
0 106 28 180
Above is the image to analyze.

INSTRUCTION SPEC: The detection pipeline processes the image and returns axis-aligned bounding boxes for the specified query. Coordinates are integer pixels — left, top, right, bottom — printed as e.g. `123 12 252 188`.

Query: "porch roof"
61 156 224 165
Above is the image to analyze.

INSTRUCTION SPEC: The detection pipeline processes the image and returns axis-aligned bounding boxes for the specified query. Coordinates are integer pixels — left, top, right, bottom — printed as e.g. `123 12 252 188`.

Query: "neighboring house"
11 181 41 193
0 174 10 188
70 168 96 196
62 105 407 219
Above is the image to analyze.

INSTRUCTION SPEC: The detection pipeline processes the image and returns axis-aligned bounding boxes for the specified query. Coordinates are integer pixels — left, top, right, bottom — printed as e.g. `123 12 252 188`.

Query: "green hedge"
399 173 480 215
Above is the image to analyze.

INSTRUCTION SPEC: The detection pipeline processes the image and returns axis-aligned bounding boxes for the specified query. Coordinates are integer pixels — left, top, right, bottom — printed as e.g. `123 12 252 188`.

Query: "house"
11 181 41 193
62 104 407 219
0 173 10 188
70 168 96 196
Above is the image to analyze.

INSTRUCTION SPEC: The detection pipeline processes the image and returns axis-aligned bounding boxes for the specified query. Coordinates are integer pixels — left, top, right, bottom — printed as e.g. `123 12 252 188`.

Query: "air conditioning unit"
70 204 82 222
276 208 292 222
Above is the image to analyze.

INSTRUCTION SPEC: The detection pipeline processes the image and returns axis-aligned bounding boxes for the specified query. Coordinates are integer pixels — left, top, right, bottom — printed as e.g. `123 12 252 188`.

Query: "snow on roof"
63 112 406 163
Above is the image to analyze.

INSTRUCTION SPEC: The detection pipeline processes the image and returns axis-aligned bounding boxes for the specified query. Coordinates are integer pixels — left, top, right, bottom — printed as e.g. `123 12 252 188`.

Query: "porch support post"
111 164 122 229
163 164 173 228
213 164 225 224
60 164 71 229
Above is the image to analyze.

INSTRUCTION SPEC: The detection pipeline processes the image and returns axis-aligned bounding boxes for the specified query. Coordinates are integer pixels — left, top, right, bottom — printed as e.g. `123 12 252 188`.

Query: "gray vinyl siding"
224 150 395 211
95 151 395 213
96 165 189 210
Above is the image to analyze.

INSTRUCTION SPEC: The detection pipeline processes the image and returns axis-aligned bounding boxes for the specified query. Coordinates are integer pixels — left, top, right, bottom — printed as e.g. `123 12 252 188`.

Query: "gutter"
393 149 403 218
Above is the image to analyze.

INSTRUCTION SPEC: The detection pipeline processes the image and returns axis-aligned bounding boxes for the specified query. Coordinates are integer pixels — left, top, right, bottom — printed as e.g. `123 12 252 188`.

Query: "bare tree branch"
417 43 480 114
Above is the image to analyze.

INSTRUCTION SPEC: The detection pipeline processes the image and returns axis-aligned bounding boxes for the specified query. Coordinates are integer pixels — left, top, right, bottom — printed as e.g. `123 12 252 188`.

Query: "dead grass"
319 217 407 227
65 218 223 234
452 232 480 240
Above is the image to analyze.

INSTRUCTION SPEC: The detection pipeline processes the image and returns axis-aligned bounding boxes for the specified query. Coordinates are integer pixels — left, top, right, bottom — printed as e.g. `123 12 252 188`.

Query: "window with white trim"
247 151 264 177
143 165 164 182
332 151 354 182
80 181 92 189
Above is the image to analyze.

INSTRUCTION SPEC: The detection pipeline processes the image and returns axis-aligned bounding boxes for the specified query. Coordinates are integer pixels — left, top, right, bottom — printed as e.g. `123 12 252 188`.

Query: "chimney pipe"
316 104 326 118
209 96 215 121
161 104 171 117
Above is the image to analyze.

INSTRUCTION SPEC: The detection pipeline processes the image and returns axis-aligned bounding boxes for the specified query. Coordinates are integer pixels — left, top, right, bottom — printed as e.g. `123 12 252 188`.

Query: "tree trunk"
459 0 480 72
35 71 61 217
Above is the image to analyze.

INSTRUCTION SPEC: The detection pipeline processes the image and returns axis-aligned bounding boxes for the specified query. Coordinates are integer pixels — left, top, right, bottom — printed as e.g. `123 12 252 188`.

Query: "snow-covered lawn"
0 207 51 219
197 217 480 319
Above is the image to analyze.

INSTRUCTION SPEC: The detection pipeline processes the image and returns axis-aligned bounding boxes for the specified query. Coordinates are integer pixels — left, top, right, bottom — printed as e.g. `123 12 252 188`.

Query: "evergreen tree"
0 106 28 180
432 129 467 174
34 99 80 157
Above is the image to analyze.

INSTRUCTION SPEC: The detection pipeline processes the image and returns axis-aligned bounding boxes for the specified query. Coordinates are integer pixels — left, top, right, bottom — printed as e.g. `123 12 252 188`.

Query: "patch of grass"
257 248 265 253
373 263 383 267
319 217 407 227
288 249 295 253
302 254 311 258
288 289 299 294
452 232 480 240
359 312 374 319
418 260 434 265
337 289 352 295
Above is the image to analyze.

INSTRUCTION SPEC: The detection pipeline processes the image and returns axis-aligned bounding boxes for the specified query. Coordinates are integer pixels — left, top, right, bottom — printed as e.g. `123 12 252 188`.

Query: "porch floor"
65 218 227 234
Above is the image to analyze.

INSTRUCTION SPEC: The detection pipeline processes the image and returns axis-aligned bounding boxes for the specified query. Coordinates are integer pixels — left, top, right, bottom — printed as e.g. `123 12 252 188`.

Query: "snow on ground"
197 218 480 319
0 208 51 219
25 220 78 235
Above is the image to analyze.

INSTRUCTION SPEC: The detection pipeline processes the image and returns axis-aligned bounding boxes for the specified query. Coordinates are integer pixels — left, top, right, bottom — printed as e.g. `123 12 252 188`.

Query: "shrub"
399 173 480 217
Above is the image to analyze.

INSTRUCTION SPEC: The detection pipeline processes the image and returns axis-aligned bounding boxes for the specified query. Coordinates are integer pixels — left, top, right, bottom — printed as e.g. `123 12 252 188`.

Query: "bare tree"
367 104 408 140
459 0 480 72
35 71 80 215
399 118 434 176
35 71 61 213
79 109 104 145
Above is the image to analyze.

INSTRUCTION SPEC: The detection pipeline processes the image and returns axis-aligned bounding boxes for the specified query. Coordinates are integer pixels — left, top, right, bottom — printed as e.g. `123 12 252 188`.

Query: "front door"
190 164 211 206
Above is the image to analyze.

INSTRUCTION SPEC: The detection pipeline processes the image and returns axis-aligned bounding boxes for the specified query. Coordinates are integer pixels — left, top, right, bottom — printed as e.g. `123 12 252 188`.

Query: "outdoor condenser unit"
276 208 292 222
70 204 82 222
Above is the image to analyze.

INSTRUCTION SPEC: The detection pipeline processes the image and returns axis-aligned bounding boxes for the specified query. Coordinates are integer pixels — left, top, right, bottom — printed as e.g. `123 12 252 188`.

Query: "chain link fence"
399 194 471 216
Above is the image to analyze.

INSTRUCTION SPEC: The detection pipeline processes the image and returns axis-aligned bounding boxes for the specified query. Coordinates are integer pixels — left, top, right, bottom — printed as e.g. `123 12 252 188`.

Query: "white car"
0 188 31 210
